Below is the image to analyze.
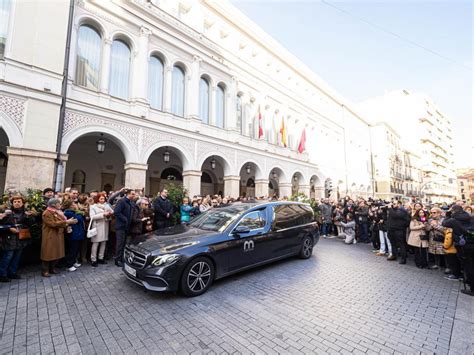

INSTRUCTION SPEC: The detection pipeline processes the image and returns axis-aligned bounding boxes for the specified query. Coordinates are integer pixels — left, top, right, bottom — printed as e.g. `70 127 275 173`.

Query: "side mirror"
234 225 251 235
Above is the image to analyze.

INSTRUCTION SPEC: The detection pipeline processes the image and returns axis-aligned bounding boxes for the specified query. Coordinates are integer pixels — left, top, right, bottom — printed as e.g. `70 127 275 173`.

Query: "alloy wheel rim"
303 238 312 257
187 261 211 292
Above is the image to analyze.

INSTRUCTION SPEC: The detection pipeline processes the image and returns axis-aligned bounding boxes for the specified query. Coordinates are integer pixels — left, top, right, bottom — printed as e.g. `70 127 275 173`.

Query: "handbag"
433 231 445 243
87 218 97 239
420 233 429 241
18 228 31 240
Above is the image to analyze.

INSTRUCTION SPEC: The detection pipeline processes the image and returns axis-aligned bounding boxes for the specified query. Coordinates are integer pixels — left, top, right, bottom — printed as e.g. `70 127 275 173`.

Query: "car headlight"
151 254 181 267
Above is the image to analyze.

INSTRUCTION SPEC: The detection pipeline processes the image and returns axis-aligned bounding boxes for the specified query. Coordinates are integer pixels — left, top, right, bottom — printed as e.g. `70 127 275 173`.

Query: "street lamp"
96 134 106 153
246 164 251 174
272 170 277 179
294 175 298 182
210 159 216 169
163 148 170 163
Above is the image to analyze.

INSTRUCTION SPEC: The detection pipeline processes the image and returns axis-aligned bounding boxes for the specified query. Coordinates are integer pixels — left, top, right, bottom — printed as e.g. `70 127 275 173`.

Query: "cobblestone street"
0 238 472 354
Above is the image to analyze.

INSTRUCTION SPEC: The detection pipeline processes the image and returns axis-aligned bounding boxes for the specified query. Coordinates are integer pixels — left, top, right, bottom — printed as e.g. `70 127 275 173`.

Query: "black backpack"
457 229 474 252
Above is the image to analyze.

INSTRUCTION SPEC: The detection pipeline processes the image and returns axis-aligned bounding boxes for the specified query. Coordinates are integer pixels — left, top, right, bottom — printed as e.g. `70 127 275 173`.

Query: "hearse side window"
238 210 266 230
273 204 313 230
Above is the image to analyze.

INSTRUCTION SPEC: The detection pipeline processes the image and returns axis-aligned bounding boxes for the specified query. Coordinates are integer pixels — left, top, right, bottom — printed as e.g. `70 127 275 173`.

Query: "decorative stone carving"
63 110 139 144
141 128 195 157
0 94 27 134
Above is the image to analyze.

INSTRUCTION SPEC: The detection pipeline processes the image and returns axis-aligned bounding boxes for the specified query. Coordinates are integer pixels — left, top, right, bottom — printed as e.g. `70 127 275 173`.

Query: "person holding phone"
41 198 78 277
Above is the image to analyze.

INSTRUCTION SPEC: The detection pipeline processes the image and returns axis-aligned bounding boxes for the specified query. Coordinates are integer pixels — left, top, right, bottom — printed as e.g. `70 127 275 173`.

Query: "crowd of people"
319 196 474 296
0 186 473 296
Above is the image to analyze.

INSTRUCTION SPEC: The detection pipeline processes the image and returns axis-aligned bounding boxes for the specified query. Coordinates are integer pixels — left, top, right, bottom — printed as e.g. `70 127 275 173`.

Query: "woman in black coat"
0 195 35 282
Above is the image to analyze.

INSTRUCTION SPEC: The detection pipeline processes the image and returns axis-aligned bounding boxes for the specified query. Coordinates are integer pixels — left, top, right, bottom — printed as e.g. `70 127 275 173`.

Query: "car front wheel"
180 257 215 297
299 235 313 259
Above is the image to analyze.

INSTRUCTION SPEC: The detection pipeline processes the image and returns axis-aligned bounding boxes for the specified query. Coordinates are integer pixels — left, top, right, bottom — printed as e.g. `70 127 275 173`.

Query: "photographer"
376 204 393 259
368 204 381 252
442 205 474 296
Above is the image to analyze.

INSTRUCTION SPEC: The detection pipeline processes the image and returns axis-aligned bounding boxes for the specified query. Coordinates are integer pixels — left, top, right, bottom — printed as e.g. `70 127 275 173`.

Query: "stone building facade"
0 0 374 199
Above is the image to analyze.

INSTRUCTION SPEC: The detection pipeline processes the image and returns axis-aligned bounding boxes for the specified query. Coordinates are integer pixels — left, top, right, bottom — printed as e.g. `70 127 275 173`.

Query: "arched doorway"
65 134 126 192
268 167 286 198
239 162 263 198
324 178 333 199
0 129 9 193
200 156 225 196
309 174 323 199
291 171 305 196
146 147 184 196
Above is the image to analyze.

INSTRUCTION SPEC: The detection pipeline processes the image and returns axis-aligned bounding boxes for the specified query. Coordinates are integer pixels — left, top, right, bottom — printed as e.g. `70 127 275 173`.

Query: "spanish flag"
280 116 287 147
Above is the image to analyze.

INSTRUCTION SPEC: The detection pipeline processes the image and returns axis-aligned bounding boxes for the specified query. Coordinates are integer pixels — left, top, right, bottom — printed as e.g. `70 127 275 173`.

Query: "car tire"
180 257 215 297
299 235 313 259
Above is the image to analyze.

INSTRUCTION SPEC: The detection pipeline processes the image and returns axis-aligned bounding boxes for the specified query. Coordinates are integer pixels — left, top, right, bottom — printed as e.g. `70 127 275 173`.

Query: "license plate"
124 264 136 277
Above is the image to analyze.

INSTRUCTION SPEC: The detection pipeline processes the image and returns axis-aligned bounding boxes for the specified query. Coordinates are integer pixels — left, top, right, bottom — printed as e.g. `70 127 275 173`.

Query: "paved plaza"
0 238 472 355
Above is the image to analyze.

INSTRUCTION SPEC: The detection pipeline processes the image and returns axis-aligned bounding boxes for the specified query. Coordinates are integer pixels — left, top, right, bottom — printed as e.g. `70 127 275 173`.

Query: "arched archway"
146 146 185 196
291 171 306 196
267 167 288 198
64 133 126 192
200 156 225 196
239 161 264 198
309 174 323 200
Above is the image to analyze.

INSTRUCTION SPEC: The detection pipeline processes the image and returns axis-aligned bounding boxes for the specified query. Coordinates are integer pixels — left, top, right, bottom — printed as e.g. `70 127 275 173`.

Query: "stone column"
223 175 240 198
186 56 201 120
279 183 292 199
163 65 173 113
132 27 151 102
5 147 58 191
124 163 148 191
299 184 311 198
182 170 202 198
255 179 269 198
100 38 112 94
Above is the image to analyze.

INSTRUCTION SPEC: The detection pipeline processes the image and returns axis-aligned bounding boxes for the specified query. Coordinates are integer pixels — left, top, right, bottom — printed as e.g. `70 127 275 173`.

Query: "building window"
71 170 86 193
75 25 101 90
109 39 130 99
0 0 12 58
199 77 210 124
171 65 185 116
215 83 225 128
236 94 243 134
148 55 164 110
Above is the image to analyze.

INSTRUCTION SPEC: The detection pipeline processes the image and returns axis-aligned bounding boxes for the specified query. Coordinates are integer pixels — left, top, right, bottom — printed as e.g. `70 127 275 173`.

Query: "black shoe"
399 259 407 265
91 261 98 267
0 276 11 283
98 259 107 265
8 274 21 280
115 260 124 267
460 289 474 296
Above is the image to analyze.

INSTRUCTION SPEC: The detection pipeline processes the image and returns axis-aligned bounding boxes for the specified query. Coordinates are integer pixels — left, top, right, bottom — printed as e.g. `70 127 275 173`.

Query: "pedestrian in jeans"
407 210 429 269
319 199 332 238
113 189 136 267
0 195 35 282
63 200 85 272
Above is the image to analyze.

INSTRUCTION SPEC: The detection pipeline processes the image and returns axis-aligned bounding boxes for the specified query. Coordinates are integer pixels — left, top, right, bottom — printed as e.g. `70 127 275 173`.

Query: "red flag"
297 128 306 153
257 105 264 139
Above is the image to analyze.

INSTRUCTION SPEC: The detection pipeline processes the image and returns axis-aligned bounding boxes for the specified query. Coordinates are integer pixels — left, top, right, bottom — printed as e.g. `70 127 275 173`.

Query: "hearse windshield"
189 206 249 232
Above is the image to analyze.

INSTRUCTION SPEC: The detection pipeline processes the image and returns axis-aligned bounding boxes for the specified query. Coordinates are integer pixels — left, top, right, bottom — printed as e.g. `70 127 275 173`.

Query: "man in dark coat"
355 201 370 243
443 205 474 296
113 189 136 267
387 200 410 263
153 188 173 230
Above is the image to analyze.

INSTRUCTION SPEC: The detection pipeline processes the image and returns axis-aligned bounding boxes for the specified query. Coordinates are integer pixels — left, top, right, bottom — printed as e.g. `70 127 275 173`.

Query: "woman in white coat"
89 193 114 267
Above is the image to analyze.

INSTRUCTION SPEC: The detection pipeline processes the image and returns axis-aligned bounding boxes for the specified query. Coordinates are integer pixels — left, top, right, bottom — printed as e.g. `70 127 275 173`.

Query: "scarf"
46 206 67 221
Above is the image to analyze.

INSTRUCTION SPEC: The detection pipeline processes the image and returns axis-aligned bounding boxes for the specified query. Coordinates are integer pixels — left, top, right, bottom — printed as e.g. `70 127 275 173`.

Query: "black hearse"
123 201 319 296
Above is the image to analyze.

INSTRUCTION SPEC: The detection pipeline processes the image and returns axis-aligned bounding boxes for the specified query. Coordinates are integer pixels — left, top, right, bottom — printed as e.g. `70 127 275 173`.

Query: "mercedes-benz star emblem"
127 252 135 264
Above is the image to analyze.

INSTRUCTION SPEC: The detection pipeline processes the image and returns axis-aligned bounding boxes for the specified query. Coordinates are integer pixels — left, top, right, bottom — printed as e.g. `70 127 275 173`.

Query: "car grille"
124 248 149 269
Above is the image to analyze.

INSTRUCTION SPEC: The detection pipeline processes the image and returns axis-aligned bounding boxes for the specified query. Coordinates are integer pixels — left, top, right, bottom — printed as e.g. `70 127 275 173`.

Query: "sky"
230 0 473 168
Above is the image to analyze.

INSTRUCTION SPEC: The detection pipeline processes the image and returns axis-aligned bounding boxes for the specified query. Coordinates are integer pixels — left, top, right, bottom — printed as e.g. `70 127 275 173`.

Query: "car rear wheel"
180 257 215 297
299 235 313 259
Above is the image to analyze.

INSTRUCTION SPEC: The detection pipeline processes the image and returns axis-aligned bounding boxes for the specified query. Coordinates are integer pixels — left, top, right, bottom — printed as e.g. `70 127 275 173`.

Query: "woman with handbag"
89 193 113 267
63 200 86 272
41 198 78 277
408 209 429 268
0 195 35 282
426 207 446 271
